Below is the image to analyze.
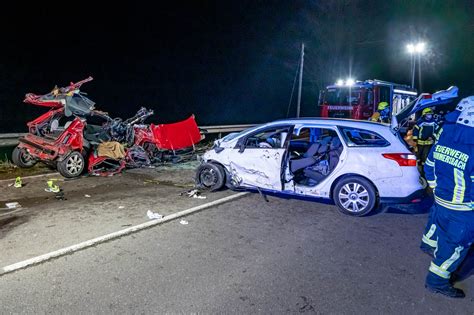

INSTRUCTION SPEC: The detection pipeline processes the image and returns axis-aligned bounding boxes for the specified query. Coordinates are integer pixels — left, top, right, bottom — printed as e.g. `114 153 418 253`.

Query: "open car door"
225 125 293 191
23 77 95 117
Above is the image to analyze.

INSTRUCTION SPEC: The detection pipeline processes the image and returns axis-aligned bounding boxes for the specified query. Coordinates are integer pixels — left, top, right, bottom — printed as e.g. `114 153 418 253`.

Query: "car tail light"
382 153 417 167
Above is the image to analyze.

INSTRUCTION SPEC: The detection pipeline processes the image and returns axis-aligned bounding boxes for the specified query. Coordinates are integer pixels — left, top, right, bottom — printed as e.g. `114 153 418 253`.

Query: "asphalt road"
0 192 473 313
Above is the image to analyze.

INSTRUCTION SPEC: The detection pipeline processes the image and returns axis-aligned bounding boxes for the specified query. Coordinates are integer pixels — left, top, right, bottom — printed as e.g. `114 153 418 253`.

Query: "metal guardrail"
0 133 27 147
199 124 255 134
0 124 256 147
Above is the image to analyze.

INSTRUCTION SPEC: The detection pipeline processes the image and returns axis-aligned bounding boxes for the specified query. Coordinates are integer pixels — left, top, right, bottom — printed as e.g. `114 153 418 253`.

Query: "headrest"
330 137 342 149
317 143 328 154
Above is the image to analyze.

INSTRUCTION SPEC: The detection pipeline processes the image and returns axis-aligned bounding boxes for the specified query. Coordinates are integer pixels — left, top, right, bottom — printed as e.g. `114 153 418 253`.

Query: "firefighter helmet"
422 108 434 116
377 102 389 110
456 104 474 128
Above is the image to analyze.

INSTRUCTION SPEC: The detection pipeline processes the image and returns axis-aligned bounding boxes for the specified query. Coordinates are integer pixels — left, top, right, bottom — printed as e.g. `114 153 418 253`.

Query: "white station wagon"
195 87 458 216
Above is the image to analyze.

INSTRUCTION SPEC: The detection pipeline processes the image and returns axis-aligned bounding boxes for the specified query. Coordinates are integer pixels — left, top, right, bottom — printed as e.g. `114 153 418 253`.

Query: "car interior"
244 127 290 149
288 128 343 186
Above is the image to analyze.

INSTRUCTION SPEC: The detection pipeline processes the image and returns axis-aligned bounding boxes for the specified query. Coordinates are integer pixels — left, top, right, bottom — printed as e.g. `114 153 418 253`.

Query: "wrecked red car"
12 77 202 178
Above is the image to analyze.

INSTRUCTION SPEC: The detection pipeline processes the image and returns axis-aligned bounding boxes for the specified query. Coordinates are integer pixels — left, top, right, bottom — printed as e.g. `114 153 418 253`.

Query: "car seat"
303 137 342 182
289 136 331 173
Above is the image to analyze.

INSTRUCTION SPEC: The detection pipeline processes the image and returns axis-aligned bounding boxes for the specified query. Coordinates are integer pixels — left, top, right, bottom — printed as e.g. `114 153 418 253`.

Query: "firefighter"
370 101 390 123
423 98 474 298
412 108 438 177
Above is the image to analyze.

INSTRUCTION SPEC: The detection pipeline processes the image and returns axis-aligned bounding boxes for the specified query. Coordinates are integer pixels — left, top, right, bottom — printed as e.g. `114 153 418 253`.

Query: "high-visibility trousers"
426 204 474 287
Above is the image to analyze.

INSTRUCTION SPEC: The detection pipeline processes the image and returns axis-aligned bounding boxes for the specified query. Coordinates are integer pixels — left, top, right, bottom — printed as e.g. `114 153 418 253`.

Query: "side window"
379 86 391 105
289 127 340 156
340 127 390 147
244 126 291 149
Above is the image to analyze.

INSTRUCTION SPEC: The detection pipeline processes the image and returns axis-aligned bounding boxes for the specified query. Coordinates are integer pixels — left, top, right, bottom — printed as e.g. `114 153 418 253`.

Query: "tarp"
97 141 126 159
151 115 201 150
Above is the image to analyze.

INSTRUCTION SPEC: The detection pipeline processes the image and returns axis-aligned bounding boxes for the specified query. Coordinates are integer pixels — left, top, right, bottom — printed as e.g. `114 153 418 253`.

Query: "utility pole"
410 54 415 89
296 43 304 118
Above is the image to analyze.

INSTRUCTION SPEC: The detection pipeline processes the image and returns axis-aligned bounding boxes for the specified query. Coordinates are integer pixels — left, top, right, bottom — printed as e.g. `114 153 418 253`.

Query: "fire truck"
319 79 417 121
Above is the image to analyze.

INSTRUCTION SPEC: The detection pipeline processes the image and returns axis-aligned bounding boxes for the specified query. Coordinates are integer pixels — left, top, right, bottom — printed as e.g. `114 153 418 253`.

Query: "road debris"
54 191 66 201
5 202 21 209
45 180 60 193
14 177 22 188
179 219 189 225
84 194 91 198
118 206 125 209
147 210 163 220
180 189 206 199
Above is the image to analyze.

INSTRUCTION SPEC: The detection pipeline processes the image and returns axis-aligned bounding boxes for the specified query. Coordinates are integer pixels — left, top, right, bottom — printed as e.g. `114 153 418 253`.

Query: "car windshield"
221 124 264 142
320 88 363 106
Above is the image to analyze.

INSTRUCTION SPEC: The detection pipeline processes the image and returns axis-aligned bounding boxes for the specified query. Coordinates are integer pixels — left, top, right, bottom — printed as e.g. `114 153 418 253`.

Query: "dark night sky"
0 1 473 132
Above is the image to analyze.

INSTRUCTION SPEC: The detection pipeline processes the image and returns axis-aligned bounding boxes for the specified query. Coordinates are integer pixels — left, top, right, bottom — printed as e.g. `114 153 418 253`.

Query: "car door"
225 124 293 191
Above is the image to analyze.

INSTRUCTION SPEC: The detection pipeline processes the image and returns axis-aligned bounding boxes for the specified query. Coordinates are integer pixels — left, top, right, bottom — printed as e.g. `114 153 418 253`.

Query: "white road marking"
0 172 60 183
0 192 249 276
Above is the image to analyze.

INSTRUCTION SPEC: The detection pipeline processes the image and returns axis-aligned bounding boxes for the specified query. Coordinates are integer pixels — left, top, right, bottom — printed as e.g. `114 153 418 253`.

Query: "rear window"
339 127 390 147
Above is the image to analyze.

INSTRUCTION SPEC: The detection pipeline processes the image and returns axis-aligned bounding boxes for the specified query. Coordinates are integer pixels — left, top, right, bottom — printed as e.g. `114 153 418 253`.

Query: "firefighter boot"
425 283 465 298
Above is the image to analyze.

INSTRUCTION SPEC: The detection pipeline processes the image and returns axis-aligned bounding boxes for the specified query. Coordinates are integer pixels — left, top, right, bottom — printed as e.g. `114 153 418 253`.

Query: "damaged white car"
196 87 458 216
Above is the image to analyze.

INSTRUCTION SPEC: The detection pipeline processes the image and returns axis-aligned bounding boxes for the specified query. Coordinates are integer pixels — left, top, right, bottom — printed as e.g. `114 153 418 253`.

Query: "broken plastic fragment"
5 202 21 209
183 189 207 199
147 210 163 220
179 219 189 225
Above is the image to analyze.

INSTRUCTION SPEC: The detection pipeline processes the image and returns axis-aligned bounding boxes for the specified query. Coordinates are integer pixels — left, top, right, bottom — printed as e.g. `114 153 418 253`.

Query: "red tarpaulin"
151 115 201 150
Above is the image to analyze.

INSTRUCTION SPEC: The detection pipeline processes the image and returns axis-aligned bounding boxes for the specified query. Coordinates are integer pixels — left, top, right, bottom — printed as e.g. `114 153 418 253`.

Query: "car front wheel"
333 176 377 216
195 162 225 191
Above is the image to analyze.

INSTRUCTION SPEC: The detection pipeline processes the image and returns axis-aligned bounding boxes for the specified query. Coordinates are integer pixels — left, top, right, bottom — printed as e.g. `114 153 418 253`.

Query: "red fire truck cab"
319 79 417 121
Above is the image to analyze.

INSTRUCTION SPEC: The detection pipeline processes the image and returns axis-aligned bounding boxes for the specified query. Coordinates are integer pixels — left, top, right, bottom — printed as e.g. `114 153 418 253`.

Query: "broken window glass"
339 127 389 147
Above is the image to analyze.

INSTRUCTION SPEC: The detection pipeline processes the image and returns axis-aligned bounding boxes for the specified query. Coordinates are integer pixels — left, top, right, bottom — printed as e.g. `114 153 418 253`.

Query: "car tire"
57 151 85 178
195 162 225 191
333 176 377 216
11 146 37 168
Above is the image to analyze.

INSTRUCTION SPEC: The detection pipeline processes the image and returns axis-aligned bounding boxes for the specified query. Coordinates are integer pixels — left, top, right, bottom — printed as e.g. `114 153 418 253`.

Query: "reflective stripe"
427 180 436 188
418 140 434 145
425 159 435 167
429 262 450 279
471 175 474 182
422 224 438 248
426 224 436 239
434 128 443 141
452 168 465 203
435 196 472 211
441 245 464 271
422 235 437 248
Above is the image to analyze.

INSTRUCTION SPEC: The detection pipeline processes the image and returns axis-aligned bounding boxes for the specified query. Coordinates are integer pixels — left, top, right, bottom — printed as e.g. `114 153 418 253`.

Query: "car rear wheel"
12 146 37 168
57 151 85 178
195 162 225 191
333 176 377 216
